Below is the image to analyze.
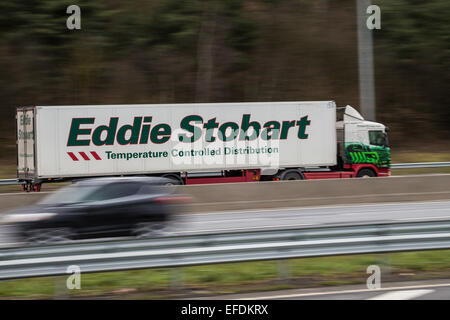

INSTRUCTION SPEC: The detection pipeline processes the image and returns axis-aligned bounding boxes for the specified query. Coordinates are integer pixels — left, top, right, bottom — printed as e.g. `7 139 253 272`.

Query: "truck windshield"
369 130 389 147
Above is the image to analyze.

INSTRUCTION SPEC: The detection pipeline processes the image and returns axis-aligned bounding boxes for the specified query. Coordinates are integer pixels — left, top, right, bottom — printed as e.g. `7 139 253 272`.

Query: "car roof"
74 176 172 187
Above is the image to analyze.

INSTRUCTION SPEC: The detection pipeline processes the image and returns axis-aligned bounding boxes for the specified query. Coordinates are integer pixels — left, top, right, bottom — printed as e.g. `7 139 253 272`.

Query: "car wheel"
133 222 169 238
25 228 73 244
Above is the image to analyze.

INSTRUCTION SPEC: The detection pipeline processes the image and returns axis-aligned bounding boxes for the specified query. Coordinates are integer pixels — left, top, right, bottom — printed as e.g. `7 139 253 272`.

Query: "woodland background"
0 0 448 160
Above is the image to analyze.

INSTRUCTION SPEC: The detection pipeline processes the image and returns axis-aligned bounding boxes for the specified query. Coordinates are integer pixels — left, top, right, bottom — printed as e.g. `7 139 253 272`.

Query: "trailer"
16 101 390 191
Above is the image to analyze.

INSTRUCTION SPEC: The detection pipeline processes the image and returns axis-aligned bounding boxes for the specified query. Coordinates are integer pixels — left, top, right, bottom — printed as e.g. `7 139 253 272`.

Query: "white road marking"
394 216 450 221
240 283 450 300
369 289 434 300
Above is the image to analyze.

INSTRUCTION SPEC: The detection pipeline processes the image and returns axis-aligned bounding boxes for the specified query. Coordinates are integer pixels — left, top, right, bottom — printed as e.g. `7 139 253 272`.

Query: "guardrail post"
377 253 392 282
375 224 392 283
276 260 292 284
170 267 184 292
54 276 70 300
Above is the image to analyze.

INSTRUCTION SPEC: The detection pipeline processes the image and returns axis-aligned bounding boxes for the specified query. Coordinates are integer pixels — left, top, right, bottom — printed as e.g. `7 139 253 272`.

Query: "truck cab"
261 105 391 181
337 106 391 177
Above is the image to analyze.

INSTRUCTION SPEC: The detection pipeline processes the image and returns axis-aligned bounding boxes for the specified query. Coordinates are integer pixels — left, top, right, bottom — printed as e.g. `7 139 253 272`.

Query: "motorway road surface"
1 200 450 246
198 280 450 300
174 200 450 235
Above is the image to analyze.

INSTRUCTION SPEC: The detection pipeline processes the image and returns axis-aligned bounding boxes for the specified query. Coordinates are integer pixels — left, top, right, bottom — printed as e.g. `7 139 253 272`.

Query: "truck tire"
356 168 376 178
281 170 303 181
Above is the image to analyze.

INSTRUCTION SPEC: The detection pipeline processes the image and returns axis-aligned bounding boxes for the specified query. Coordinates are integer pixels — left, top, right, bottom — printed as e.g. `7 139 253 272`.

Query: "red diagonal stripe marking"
90 151 101 160
67 152 79 161
79 152 90 160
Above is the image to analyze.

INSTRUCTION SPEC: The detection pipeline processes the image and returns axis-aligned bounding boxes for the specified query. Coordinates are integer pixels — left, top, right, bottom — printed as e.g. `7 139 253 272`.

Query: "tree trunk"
195 1 218 103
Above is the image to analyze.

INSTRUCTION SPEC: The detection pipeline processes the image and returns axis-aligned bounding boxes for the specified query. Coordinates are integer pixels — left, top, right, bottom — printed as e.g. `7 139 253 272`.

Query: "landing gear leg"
23 182 41 192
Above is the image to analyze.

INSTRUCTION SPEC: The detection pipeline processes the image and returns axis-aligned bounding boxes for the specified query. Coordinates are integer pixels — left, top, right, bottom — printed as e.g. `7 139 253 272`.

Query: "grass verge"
0 249 448 299
390 152 450 175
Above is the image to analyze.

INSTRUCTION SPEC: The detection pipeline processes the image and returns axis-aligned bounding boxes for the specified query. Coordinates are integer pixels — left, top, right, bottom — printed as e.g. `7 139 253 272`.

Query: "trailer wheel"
161 174 183 185
280 171 304 181
356 168 376 178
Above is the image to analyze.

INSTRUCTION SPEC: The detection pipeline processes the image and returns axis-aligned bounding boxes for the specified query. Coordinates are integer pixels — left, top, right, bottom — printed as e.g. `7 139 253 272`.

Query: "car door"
79 182 143 236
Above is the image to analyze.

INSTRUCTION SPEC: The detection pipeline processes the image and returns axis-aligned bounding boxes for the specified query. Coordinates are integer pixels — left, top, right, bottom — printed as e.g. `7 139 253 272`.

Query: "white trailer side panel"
34 102 336 178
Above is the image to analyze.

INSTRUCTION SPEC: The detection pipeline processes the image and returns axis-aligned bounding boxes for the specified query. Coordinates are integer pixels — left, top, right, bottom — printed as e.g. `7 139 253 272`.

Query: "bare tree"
195 1 218 102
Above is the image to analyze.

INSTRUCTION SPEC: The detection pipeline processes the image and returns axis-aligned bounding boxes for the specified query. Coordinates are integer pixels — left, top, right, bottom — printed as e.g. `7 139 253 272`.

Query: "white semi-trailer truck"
16 101 390 191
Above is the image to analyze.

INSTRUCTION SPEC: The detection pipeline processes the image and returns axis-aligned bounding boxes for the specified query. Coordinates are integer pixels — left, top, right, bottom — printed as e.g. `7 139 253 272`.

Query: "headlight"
1 213 57 224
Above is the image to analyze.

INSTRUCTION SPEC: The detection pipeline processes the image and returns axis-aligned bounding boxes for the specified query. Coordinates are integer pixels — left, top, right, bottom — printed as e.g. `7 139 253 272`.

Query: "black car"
1 177 189 244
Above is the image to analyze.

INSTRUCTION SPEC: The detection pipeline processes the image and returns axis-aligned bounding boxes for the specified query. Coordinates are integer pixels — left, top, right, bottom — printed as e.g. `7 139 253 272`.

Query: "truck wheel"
281 171 303 181
356 169 376 178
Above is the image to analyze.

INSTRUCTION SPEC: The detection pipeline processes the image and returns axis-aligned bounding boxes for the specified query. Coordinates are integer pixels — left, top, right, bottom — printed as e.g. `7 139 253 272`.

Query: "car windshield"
38 185 101 205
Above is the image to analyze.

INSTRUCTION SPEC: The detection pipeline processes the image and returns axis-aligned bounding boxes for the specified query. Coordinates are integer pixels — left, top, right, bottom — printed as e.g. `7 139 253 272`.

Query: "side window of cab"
369 130 385 147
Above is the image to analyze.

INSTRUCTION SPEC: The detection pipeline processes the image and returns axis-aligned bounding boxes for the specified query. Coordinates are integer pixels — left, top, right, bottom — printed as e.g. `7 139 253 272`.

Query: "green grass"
390 152 450 175
392 152 450 176
0 164 16 179
0 182 71 193
391 167 450 175
391 152 450 163
0 250 448 299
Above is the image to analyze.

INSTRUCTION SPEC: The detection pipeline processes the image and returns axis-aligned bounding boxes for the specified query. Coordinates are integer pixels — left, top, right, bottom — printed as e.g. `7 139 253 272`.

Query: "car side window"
83 183 141 201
